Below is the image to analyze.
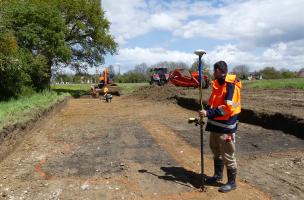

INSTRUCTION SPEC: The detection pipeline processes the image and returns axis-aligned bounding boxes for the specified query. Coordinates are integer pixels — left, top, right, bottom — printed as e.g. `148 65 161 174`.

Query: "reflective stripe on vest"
208 119 237 129
225 100 240 109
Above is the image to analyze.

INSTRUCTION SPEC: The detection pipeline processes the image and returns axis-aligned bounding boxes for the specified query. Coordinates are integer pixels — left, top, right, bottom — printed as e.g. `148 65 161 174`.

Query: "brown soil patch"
0 98 68 162
177 87 304 119
141 120 271 200
130 84 188 102
0 91 303 199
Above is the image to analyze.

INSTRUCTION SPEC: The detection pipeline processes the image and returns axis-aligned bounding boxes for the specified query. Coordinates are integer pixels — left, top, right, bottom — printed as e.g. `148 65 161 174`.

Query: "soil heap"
130 84 188 102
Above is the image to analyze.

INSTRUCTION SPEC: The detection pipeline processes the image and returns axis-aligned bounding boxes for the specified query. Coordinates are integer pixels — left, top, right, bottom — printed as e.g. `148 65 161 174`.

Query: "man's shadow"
138 167 223 188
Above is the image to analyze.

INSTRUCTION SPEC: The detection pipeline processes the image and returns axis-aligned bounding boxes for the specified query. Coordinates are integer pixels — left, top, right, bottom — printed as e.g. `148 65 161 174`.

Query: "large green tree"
1 0 71 89
56 0 117 66
0 0 117 98
4 0 117 67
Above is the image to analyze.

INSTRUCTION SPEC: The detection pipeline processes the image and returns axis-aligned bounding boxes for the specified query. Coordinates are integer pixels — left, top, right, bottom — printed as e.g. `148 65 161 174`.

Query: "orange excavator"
90 67 120 98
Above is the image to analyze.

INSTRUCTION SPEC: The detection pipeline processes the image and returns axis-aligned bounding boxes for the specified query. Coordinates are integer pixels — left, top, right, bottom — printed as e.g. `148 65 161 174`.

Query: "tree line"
0 0 117 100
115 61 192 83
53 61 191 84
54 61 304 84
116 61 304 83
232 65 303 80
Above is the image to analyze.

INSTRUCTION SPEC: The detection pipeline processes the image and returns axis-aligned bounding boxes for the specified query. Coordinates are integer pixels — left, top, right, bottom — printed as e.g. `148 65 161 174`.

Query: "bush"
0 18 50 99
0 32 33 100
260 67 282 79
0 32 49 99
259 67 297 79
0 53 31 100
280 69 297 79
20 51 50 91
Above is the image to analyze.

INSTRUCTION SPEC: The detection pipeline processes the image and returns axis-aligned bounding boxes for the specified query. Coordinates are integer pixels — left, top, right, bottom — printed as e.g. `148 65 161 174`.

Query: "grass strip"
243 78 304 89
118 83 148 94
0 91 70 130
51 84 91 97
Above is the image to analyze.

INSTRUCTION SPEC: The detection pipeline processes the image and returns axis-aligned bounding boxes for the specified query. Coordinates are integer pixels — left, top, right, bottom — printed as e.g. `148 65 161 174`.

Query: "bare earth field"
177 87 304 119
0 86 303 200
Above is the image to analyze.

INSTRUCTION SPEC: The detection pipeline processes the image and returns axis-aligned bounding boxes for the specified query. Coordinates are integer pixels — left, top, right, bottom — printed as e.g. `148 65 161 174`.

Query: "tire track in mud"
1 98 196 199
141 120 272 200
0 99 144 199
34 99 169 198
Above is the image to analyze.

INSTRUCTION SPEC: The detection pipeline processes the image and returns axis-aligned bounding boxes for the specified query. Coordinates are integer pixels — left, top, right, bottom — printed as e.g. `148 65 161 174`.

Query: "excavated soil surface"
131 85 304 138
172 87 304 119
130 84 184 102
0 86 303 200
131 85 304 119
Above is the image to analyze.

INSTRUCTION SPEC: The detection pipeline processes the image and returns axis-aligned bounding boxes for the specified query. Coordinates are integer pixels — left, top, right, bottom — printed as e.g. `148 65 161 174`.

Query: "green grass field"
0 91 70 130
51 84 91 91
51 84 91 97
117 83 148 94
243 78 304 89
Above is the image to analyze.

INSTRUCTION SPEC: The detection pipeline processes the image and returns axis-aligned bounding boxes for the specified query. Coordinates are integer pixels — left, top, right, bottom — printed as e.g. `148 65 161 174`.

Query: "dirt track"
0 95 303 200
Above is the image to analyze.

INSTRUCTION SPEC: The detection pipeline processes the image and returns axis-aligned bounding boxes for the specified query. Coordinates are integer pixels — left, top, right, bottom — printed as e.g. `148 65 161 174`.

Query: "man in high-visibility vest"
103 87 112 102
103 87 109 94
200 61 242 193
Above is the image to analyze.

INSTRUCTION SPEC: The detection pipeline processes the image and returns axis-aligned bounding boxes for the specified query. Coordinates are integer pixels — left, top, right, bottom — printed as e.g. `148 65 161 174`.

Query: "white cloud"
263 43 287 60
148 13 181 30
176 0 304 46
102 1 304 71
116 41 304 73
260 40 304 70
206 44 258 68
207 41 304 71
103 0 304 47
102 0 150 44
115 47 196 72
102 0 218 44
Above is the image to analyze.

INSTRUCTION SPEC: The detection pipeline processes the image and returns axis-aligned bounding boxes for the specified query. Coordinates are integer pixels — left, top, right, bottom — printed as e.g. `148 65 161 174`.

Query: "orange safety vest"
208 74 242 121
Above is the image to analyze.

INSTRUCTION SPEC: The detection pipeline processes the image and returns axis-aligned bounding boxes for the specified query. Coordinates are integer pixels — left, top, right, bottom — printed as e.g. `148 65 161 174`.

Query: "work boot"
205 159 223 184
219 168 237 193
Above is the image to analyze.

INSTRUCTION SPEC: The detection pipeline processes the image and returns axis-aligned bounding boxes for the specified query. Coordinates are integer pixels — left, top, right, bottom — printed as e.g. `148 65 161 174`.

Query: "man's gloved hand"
199 109 207 117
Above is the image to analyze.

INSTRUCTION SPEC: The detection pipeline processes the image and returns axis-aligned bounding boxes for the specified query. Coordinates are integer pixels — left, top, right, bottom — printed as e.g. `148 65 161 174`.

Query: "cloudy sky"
102 0 304 73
